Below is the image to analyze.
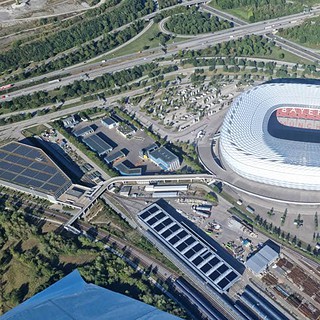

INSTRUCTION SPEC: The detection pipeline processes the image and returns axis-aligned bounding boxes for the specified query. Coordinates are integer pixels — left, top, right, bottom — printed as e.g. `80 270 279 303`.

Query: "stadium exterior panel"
220 82 320 190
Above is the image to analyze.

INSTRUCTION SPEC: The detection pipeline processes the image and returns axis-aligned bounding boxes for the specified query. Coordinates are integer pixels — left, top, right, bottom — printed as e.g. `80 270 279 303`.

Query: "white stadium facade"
219 82 320 190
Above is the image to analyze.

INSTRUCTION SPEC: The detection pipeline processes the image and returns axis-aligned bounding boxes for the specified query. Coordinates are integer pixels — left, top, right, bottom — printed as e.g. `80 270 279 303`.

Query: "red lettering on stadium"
276 107 320 120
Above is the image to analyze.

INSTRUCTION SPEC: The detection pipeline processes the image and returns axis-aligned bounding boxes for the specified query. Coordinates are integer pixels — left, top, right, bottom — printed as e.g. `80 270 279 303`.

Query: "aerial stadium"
219 82 320 190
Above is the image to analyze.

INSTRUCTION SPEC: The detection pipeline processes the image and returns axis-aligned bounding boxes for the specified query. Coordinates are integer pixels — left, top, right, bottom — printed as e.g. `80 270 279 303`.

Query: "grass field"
22 124 48 137
102 23 190 60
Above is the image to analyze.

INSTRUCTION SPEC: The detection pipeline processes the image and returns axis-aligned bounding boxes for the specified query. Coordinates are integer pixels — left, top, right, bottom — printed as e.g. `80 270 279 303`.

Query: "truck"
246 205 255 214
48 79 61 84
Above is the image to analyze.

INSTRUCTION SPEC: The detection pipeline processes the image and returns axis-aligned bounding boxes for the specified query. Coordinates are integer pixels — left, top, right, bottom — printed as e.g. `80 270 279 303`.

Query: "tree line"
0 206 187 318
9 21 145 82
166 8 232 35
210 0 311 22
0 63 157 114
0 0 155 73
279 16 320 47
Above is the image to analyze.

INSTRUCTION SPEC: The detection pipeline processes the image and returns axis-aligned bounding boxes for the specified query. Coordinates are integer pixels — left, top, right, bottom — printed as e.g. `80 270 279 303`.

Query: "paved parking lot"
73 119 162 174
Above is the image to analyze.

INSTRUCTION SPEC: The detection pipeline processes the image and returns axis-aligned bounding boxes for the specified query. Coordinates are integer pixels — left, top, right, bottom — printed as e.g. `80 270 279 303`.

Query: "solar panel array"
0 142 72 199
83 134 112 156
138 203 241 292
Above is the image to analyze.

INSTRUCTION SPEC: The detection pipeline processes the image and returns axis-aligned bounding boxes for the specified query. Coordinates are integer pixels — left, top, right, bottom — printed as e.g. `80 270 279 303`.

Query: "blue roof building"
1 270 181 320
148 146 180 171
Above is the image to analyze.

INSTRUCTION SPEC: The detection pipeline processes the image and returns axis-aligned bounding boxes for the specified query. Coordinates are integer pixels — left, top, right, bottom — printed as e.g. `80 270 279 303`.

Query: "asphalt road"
2 6 320 103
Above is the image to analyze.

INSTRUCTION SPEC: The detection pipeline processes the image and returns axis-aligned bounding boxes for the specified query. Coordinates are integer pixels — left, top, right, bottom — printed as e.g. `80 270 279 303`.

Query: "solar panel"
217 278 229 290
0 142 72 199
48 173 66 185
209 271 220 281
30 162 47 171
226 272 237 282
8 164 25 173
169 236 179 245
1 143 18 152
140 211 152 220
0 171 16 181
193 256 203 266
176 242 188 252
0 152 6 159
200 263 212 273
16 157 33 167
34 172 52 182
0 162 12 170
161 229 173 238
217 264 228 274
138 202 242 293
25 170 39 178
185 237 196 246
28 179 44 188
14 175 31 185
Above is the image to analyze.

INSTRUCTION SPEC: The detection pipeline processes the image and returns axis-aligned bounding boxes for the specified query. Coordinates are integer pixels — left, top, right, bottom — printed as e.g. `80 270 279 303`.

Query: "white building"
220 82 320 190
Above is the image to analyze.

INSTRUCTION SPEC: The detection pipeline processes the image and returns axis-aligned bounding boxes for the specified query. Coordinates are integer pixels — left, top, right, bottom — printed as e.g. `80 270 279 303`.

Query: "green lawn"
102 23 190 59
257 46 313 64
22 124 48 137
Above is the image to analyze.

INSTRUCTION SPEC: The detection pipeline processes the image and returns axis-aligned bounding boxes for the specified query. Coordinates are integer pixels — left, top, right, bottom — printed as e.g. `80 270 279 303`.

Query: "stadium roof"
0 142 72 199
1 269 180 320
246 244 279 274
220 82 320 190
149 146 178 164
83 134 113 156
138 200 243 293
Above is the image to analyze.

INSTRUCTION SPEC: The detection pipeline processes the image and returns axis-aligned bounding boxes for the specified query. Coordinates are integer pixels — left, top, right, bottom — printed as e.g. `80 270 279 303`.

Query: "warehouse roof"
1 269 180 320
246 243 279 274
149 146 178 164
83 134 112 156
104 150 125 164
0 142 72 199
138 200 243 293
114 161 141 176
73 125 94 137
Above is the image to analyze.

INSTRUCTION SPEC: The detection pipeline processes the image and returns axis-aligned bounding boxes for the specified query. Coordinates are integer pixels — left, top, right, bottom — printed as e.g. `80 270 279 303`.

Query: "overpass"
64 173 215 227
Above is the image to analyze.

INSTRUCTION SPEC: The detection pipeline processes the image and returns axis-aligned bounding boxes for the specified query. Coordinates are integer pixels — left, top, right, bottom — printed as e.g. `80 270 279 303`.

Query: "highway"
2 6 320 103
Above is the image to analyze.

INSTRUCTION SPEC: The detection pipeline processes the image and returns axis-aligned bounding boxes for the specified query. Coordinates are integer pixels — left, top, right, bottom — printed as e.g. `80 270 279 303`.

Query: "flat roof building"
104 150 125 164
114 161 142 176
83 134 113 156
62 115 78 129
101 117 118 129
246 242 279 275
0 142 72 202
1 269 180 320
138 200 244 293
238 285 289 320
148 146 180 171
73 125 94 138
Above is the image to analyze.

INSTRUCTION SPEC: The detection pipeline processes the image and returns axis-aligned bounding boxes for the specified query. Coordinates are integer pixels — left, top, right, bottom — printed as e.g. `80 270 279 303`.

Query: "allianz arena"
219 82 320 190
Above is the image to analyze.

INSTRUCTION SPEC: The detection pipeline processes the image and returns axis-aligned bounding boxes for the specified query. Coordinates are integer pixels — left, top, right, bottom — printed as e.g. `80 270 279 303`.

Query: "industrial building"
138 200 243 293
73 125 94 138
104 150 125 164
101 117 118 129
82 134 113 156
246 242 280 275
145 185 188 192
219 82 320 190
114 161 142 176
142 145 180 171
62 115 78 129
0 141 72 202
237 285 289 320
1 270 180 320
